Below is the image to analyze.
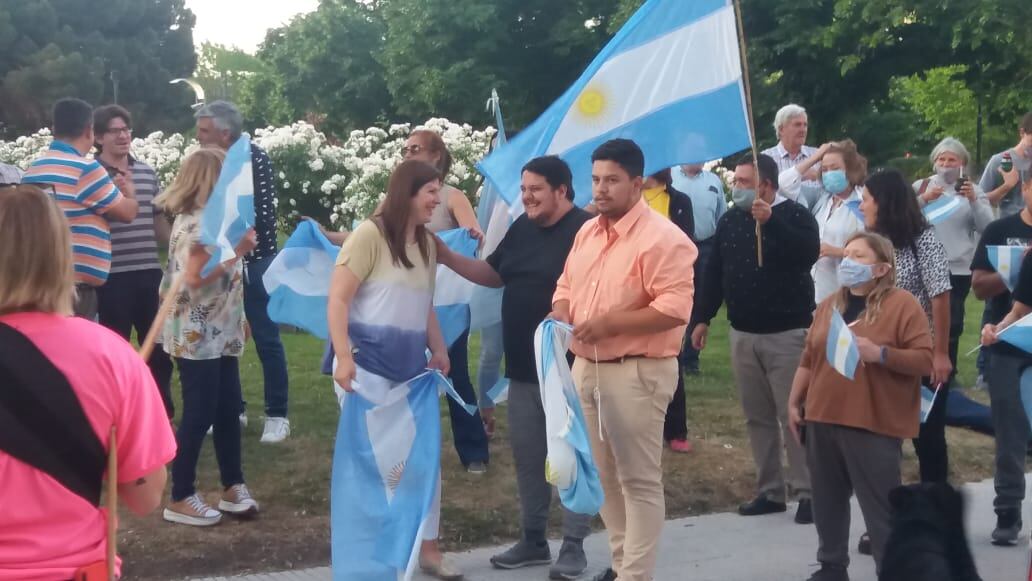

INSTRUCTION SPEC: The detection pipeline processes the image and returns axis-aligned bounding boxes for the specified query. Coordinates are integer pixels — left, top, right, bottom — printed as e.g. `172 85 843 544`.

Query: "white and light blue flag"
996 311 1032 354
920 384 939 424
433 228 479 348
534 319 604 515
826 309 860 380
263 220 339 339
478 0 752 210
331 370 449 581
200 135 254 276
987 245 1025 292
922 195 963 226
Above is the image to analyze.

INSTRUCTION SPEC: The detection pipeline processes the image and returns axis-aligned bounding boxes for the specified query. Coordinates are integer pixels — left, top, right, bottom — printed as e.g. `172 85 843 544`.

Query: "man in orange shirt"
551 139 696 581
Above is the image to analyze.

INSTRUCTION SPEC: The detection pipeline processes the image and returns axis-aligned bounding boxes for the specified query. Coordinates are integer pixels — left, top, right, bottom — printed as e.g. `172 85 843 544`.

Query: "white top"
811 187 865 302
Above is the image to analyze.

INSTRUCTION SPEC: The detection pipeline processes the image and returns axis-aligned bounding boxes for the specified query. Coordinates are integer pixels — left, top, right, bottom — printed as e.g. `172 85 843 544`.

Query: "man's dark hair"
52 98 94 140
735 153 779 190
864 168 929 248
591 138 645 179
93 104 132 137
522 155 575 200
1021 112 1032 135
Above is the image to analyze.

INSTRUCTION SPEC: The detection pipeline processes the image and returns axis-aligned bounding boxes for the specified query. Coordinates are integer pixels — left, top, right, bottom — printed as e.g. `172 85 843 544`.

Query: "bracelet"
879 346 888 364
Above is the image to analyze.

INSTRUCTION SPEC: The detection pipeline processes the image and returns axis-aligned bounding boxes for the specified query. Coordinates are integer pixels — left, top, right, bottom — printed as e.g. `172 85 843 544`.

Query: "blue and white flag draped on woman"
478 0 752 210
534 319 604 515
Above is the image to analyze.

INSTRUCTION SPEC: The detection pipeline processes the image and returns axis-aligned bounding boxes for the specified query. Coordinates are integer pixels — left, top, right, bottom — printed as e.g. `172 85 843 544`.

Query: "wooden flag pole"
733 0 763 267
106 426 118 581
138 273 184 360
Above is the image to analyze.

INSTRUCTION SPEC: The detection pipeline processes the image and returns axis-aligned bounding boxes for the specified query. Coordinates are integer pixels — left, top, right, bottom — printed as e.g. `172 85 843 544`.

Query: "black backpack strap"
0 321 106 505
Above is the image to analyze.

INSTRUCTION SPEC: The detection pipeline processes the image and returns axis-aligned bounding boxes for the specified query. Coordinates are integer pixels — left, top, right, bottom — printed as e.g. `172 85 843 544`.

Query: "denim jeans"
97 268 175 418
445 330 490 467
171 356 245 501
243 256 290 418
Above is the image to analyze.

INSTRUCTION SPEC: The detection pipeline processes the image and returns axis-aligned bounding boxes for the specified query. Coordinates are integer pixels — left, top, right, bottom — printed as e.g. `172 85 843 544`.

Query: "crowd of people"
1 95 1031 581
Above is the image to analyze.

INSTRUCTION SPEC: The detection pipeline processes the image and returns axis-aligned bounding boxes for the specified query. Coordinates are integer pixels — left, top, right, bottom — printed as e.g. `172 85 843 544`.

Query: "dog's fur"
878 482 981 581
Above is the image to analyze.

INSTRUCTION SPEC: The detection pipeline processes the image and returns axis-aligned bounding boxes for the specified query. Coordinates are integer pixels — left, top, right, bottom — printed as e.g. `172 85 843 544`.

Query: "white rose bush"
0 118 496 232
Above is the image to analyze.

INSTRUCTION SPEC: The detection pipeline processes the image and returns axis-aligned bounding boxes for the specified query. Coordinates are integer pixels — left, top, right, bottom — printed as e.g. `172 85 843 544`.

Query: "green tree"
0 0 198 137
194 42 264 104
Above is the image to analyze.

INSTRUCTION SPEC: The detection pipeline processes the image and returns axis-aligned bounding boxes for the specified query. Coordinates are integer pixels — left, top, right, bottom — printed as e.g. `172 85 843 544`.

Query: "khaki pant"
729 328 811 502
573 356 678 581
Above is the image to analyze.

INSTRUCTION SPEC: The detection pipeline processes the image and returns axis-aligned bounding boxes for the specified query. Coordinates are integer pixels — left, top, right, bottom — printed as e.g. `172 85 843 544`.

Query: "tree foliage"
0 0 197 137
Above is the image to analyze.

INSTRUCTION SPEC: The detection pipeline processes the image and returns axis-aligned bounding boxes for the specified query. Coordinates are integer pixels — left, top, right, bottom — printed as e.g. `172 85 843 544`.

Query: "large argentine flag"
988 245 1025 292
535 319 604 515
826 309 860 380
478 0 751 209
331 370 448 580
200 135 255 276
263 220 338 339
433 228 479 348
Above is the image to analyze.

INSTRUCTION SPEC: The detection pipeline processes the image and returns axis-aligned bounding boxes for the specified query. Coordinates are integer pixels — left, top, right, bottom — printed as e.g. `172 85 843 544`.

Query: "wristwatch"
879 346 888 364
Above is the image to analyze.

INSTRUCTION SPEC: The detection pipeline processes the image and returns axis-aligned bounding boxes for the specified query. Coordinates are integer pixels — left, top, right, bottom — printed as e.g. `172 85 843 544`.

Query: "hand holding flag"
826 309 861 380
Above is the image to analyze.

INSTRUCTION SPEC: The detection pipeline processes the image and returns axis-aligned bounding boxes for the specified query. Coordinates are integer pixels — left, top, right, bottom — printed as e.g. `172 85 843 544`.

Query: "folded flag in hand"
922 195 963 226
987 245 1025 292
263 220 339 339
200 135 254 276
826 309 860 380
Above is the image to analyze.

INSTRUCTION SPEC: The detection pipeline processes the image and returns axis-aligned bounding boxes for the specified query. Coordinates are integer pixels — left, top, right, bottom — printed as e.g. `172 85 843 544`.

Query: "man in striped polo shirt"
22 98 139 319
93 104 175 418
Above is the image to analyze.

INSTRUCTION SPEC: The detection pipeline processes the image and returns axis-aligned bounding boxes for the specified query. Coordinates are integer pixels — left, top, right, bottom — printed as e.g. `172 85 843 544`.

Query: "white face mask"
935 165 961 184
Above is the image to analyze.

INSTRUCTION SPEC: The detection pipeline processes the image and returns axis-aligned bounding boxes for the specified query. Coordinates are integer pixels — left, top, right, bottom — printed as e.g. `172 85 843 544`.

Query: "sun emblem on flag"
387 461 406 492
577 86 607 117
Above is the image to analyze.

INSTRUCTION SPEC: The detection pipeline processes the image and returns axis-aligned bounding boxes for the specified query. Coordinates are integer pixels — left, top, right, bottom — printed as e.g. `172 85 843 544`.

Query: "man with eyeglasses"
22 98 139 320
91 104 175 419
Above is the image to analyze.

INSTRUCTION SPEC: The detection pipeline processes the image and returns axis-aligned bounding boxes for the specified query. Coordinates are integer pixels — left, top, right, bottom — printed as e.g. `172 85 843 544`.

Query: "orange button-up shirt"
553 198 697 360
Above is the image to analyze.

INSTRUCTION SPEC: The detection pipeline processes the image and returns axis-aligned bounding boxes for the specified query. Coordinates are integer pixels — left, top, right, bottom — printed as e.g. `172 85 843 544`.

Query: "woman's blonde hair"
0 184 75 316
825 139 868 187
155 147 225 214
833 231 897 325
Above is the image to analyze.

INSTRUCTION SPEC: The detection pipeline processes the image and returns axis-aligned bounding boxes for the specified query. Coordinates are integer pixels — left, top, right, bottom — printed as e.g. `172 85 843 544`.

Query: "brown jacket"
800 288 933 439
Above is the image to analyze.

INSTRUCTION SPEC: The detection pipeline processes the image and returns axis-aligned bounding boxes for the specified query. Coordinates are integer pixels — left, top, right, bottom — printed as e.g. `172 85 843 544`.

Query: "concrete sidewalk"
194 476 1028 581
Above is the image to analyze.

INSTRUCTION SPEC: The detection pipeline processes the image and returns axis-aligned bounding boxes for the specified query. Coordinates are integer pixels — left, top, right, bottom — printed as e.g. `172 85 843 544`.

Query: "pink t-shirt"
0 312 177 581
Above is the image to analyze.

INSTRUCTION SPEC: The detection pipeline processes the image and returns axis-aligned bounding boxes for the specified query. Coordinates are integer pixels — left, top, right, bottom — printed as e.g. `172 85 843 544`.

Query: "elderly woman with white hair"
912 137 994 385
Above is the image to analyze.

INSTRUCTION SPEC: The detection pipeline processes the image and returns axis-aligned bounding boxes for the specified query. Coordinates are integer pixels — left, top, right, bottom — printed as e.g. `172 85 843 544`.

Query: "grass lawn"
120 296 997 579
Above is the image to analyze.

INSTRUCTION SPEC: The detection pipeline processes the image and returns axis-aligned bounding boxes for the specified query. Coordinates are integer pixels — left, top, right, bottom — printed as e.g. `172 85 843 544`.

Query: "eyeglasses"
105 126 132 136
400 144 423 156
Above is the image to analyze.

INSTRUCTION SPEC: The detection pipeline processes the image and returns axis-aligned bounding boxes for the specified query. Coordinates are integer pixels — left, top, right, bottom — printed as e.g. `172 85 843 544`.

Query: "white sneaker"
219 483 260 515
239 412 248 428
260 417 290 443
164 494 223 527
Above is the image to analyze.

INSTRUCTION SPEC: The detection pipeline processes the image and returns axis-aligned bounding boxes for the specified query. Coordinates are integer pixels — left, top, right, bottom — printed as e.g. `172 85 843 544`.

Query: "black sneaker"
738 495 787 516
806 564 849 581
992 509 1022 546
857 532 871 555
549 539 587 579
490 540 552 569
795 498 813 524
590 568 617 581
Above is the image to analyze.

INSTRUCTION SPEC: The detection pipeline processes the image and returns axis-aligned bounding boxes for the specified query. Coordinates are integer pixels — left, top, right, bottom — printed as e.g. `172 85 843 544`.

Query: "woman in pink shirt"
0 184 176 581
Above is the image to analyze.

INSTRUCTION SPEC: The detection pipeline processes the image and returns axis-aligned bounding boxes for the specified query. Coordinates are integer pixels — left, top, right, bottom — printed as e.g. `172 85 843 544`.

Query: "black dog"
879 482 981 581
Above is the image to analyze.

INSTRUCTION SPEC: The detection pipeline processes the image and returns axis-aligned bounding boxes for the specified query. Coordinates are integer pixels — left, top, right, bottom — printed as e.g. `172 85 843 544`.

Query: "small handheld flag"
987 245 1025 292
996 311 1032 354
920 384 940 424
826 309 860 380
200 135 255 276
922 195 962 225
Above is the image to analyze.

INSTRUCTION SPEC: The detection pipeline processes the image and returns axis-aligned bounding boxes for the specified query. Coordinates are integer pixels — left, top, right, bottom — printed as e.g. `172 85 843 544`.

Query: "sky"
185 0 319 53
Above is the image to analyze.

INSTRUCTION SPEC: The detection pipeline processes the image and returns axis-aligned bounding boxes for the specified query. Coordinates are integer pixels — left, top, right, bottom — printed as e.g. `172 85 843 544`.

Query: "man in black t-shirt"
971 176 1032 545
436 156 592 578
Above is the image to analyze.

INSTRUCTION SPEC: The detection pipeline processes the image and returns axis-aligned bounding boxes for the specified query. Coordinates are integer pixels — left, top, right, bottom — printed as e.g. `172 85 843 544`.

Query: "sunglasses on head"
400 144 423 156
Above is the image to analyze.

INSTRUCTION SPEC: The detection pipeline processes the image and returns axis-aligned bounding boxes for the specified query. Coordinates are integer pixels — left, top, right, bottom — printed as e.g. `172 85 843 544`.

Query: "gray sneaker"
550 539 587 579
490 540 551 569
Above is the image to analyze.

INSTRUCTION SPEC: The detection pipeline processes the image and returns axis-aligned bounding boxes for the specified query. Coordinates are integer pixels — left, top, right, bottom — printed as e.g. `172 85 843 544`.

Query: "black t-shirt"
487 207 591 383
1012 252 1032 305
842 293 866 325
971 212 1032 356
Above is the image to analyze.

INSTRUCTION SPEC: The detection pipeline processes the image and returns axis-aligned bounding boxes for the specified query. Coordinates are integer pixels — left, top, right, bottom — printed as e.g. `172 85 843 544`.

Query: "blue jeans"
445 330 490 467
681 238 714 368
475 322 504 410
171 356 245 501
243 256 290 418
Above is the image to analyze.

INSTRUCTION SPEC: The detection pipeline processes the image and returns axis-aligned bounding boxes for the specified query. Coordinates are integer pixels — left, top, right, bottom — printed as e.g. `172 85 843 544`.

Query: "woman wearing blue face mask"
912 138 993 389
780 140 868 302
787 231 932 581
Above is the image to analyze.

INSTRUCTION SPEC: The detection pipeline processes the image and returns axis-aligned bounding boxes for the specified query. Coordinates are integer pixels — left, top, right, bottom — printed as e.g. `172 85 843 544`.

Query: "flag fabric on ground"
988 245 1025 292
200 135 254 276
922 195 963 225
331 369 448 581
997 311 1032 354
920 385 939 424
433 228 479 348
534 319 604 516
826 309 860 380
478 0 751 210
263 220 339 339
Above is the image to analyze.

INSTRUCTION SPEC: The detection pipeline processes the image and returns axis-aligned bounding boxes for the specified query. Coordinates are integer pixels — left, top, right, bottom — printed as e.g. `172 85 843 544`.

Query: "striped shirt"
98 156 161 273
762 142 821 207
22 141 124 286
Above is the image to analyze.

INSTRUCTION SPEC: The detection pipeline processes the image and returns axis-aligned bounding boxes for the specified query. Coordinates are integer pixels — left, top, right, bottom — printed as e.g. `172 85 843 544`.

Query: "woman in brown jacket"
787 231 933 581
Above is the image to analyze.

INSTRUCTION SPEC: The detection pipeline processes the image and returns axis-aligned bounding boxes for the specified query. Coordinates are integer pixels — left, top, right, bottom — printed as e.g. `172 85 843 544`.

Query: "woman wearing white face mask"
913 137 994 387
787 232 932 581
781 140 868 302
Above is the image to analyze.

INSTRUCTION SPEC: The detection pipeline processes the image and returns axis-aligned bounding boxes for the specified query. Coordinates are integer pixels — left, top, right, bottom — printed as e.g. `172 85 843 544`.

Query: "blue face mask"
732 188 756 211
822 169 849 194
837 257 876 288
